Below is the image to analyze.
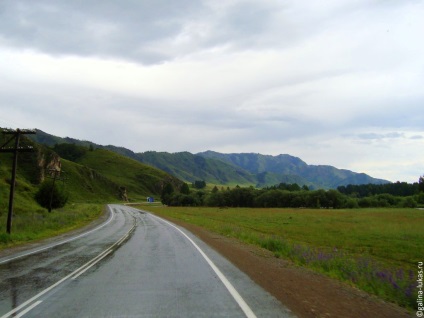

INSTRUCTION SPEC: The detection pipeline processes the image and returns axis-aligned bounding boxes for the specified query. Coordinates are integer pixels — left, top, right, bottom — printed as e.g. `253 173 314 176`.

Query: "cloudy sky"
0 0 423 183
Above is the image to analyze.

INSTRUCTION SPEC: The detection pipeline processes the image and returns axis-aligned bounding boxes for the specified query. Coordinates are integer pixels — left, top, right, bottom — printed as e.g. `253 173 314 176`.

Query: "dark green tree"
419 175 424 192
161 183 174 205
35 180 68 211
193 180 206 189
205 191 228 207
167 193 200 206
53 143 87 162
180 183 190 194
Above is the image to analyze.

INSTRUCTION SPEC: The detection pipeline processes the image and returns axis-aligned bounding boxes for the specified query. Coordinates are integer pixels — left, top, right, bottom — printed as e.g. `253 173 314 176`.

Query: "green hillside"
0 130 183 246
1 140 179 205
0 141 115 245
74 148 183 199
30 129 141 161
29 130 256 186
138 151 255 186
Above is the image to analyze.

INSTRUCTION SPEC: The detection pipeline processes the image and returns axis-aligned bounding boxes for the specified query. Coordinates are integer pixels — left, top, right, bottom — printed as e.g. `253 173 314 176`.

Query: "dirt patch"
166 217 411 318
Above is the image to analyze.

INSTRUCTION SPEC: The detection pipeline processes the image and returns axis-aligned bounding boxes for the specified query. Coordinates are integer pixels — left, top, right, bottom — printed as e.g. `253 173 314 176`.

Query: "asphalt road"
0 205 294 317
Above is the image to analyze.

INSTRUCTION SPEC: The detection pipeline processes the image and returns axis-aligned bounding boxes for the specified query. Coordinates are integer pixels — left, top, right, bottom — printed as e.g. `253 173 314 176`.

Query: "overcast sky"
0 0 423 183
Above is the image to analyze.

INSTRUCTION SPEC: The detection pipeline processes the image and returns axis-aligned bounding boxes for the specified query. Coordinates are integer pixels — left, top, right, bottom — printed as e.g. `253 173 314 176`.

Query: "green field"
140 206 423 309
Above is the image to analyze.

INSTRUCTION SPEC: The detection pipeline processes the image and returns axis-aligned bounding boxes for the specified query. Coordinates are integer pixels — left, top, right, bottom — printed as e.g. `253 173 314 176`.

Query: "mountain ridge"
29 129 390 189
196 150 389 189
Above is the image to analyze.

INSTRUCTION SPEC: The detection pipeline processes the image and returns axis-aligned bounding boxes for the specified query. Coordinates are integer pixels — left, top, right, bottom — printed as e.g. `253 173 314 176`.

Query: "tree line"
337 181 421 197
161 179 424 209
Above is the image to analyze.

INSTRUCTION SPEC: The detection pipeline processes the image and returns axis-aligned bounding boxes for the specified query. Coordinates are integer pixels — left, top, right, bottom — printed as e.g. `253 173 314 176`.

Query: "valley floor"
0 207 412 318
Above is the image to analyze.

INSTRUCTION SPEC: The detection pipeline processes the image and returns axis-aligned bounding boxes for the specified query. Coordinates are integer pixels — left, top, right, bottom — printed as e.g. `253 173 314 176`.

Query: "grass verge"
0 203 104 250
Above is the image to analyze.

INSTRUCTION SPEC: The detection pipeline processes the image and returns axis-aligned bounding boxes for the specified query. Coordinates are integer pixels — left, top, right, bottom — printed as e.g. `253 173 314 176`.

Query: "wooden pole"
6 131 20 234
1 128 36 233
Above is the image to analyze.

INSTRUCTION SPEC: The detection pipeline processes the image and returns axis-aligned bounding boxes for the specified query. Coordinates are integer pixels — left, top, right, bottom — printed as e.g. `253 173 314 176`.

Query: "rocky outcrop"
36 148 62 183
119 186 129 202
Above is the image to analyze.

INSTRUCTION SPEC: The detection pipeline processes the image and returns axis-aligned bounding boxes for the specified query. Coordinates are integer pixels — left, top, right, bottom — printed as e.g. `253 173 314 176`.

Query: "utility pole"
0 129 36 234
46 167 66 213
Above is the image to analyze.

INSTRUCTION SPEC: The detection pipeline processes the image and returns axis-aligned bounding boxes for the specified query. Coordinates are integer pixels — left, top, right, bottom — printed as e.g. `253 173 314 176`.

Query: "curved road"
0 205 294 317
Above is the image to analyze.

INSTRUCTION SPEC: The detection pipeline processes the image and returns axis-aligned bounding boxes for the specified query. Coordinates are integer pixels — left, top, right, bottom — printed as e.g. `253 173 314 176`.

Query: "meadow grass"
140 206 423 309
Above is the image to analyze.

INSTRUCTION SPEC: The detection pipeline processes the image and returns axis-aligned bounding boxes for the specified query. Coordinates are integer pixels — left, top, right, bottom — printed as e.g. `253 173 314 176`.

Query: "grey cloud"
1 0 421 66
0 0 320 63
0 0 205 63
410 135 423 140
357 132 404 140
205 1 284 50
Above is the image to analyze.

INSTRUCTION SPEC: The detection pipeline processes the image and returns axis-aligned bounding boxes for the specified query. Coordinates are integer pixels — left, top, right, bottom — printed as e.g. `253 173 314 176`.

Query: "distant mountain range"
29 129 390 189
197 151 390 189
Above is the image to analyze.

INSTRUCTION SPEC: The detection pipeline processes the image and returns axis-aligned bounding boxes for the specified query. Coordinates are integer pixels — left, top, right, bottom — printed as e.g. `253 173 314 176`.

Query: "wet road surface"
0 205 294 317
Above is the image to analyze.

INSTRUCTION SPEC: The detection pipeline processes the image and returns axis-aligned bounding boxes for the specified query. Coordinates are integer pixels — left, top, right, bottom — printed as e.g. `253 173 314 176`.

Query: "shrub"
167 193 200 206
35 180 68 211
399 197 417 208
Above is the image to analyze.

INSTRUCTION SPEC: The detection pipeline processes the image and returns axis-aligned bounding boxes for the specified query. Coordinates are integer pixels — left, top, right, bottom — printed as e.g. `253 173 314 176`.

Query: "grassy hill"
0 142 114 245
0 130 182 246
137 151 256 186
74 148 182 199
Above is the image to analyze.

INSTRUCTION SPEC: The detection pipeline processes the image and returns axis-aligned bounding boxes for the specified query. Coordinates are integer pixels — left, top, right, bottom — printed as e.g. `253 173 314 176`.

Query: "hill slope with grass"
29 130 257 186
71 147 183 199
1 132 182 205
0 130 182 246
137 151 256 185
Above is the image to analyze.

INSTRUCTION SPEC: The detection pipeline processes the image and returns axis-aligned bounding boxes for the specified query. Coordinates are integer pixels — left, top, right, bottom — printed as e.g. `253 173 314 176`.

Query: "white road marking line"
14 301 42 318
71 224 135 280
149 213 257 318
0 272 73 318
0 211 136 318
0 206 115 265
71 250 113 280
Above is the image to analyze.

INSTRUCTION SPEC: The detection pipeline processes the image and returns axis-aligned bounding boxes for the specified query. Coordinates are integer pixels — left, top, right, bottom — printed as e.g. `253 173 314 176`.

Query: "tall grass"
141 206 423 309
0 203 104 249
254 234 416 308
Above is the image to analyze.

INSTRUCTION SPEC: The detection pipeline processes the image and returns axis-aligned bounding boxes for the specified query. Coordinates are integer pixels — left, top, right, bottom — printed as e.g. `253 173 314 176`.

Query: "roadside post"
0 128 36 233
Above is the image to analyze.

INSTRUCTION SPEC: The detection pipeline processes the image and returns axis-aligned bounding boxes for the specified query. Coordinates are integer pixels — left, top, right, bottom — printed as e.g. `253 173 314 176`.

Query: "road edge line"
148 213 257 318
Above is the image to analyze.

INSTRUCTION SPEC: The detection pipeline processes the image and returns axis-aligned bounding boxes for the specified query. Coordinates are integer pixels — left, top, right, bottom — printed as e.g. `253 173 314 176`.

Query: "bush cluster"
34 180 68 211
